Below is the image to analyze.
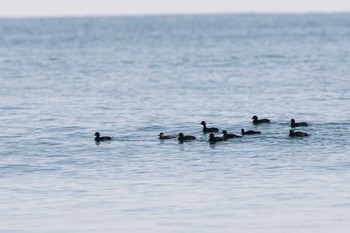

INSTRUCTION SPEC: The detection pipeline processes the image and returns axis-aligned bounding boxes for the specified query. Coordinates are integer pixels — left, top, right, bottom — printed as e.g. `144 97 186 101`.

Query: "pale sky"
0 0 350 17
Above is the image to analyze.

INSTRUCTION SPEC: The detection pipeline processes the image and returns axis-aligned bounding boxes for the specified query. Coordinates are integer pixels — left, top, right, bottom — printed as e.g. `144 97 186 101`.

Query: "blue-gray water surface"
0 14 350 232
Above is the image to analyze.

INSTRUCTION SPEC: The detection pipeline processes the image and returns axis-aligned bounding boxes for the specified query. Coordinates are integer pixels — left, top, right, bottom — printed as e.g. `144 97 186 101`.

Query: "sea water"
0 14 350 232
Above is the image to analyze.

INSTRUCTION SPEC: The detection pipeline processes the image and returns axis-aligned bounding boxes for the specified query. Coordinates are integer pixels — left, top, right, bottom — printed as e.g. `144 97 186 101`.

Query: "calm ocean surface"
0 14 350 232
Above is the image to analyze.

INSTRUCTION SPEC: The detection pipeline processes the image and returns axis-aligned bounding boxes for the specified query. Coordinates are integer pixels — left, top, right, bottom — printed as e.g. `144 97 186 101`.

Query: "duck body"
200 121 219 133
209 133 225 142
289 130 309 137
178 133 196 141
252 115 270 124
241 129 261 135
94 132 112 141
158 132 176 139
222 130 241 139
290 119 308 128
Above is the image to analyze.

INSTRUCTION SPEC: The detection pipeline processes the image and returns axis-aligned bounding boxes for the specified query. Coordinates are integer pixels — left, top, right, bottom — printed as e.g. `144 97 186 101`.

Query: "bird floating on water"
290 119 308 128
158 132 176 139
289 130 309 137
178 133 196 141
200 121 219 133
241 129 261 135
209 133 225 143
94 132 112 141
222 130 241 139
252 115 270 124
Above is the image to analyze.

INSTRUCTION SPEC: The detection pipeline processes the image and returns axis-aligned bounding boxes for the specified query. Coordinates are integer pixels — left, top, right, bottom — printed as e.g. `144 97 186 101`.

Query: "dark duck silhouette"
290 119 308 128
158 132 176 139
200 121 219 133
209 133 225 143
241 129 261 135
252 115 270 124
178 133 196 141
289 130 309 137
222 130 241 139
94 132 112 141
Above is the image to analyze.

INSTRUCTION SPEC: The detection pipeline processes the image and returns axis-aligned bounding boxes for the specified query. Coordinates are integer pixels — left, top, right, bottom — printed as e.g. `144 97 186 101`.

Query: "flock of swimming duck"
94 116 310 142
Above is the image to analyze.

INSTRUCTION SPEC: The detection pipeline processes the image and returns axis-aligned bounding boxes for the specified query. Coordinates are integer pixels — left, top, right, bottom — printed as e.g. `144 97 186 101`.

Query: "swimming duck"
290 119 308 128
209 133 225 142
289 130 309 137
200 121 219 133
252 115 270 124
158 132 176 139
94 132 112 141
222 130 241 139
178 133 196 141
241 129 261 135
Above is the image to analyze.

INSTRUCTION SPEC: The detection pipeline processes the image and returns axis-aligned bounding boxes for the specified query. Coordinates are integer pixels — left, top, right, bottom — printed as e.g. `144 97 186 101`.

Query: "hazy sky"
0 0 350 17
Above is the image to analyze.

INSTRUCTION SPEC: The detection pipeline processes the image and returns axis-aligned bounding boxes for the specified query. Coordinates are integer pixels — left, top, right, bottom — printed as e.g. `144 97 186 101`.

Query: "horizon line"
0 11 349 19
